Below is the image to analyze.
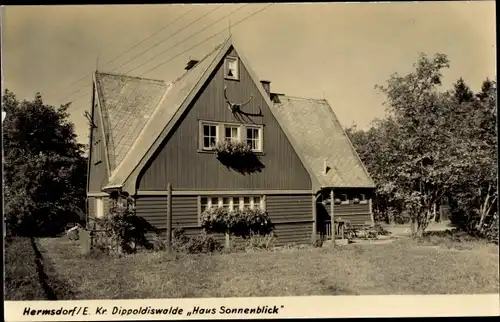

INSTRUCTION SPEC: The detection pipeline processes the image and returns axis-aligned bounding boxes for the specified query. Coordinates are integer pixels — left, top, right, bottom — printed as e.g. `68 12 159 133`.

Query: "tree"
365 53 486 236
3 89 87 236
446 78 497 236
346 119 407 224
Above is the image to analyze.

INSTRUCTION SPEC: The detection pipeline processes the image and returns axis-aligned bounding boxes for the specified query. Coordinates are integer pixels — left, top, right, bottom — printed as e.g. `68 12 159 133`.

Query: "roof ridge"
281 95 326 102
96 71 166 84
172 38 228 84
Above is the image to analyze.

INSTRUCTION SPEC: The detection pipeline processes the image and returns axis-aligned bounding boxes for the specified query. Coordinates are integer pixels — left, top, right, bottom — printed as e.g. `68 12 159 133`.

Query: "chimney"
260 80 271 97
185 59 199 71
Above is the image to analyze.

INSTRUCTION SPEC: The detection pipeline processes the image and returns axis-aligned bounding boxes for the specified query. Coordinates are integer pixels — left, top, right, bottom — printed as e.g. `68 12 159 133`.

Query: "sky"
2 2 496 145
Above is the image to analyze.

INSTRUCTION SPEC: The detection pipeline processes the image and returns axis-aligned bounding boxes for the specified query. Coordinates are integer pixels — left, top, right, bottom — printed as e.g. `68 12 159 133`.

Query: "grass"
4 236 46 300
32 235 499 300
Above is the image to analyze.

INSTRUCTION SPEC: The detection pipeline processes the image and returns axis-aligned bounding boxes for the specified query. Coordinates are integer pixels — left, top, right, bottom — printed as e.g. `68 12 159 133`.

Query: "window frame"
224 56 239 81
223 124 241 143
359 194 368 205
245 125 263 153
198 195 266 225
198 121 264 153
199 121 220 151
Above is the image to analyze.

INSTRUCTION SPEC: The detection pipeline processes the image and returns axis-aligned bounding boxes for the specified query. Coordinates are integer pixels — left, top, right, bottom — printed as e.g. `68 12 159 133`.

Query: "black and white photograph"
2 2 498 319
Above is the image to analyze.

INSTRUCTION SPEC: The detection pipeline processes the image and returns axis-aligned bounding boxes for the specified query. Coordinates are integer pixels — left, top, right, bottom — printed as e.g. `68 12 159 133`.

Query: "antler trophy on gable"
224 85 253 113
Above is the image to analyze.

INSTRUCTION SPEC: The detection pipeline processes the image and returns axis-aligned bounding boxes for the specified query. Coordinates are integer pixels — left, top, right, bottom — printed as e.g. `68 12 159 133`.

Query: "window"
95 197 104 218
199 195 265 223
224 56 239 80
224 125 240 142
201 197 219 211
222 197 231 210
341 194 349 205
202 123 218 150
199 122 264 153
359 194 368 205
93 139 102 165
246 127 262 152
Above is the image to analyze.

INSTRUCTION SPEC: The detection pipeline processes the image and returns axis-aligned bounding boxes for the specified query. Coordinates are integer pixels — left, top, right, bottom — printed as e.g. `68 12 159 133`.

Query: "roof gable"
270 96 375 188
104 38 230 191
101 36 374 193
94 72 169 172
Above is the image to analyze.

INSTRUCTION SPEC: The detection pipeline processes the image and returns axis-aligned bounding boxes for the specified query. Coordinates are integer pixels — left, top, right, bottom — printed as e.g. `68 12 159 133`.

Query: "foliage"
214 140 253 158
93 195 153 254
346 53 497 238
214 140 265 174
3 90 87 237
312 236 324 248
244 233 277 251
200 207 274 238
153 228 222 254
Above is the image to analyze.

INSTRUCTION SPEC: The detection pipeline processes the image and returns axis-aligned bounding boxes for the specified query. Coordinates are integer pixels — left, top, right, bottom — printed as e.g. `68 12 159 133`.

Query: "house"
86 36 376 245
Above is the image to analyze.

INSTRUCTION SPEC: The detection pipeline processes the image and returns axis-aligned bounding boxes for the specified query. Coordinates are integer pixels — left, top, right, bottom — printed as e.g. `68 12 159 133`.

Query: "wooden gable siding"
88 91 109 192
137 47 312 191
135 192 314 246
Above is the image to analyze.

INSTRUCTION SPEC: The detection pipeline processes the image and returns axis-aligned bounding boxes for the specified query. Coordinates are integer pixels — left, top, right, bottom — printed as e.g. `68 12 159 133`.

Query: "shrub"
154 229 222 254
373 223 391 236
312 236 323 248
482 213 499 245
244 233 277 251
200 207 274 239
93 198 153 254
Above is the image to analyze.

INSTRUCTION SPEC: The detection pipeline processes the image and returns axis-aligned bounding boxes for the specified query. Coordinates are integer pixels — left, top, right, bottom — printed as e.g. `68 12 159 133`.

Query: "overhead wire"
60 5 223 103
49 6 199 100
63 4 273 113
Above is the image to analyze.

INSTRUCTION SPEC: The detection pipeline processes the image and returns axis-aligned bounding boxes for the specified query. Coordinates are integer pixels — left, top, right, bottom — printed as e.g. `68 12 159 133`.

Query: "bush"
154 229 222 254
482 214 499 244
93 199 153 254
244 233 277 251
200 207 274 238
374 223 391 236
312 236 323 248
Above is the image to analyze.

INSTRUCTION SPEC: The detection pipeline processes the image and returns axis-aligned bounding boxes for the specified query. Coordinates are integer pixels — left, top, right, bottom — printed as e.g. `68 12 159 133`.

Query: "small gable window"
202 122 218 150
224 56 239 80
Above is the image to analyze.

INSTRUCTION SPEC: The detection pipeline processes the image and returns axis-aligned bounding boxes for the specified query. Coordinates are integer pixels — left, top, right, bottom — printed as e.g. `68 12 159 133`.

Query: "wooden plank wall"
137 47 311 191
136 193 313 247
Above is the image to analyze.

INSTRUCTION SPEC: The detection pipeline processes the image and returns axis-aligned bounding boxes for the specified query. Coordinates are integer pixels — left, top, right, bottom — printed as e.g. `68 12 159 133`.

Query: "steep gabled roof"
98 36 374 193
270 96 375 188
94 72 169 171
103 38 229 191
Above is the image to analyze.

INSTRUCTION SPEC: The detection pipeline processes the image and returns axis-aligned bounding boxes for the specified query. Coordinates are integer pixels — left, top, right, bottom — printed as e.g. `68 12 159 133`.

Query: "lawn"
4 236 46 300
32 235 499 300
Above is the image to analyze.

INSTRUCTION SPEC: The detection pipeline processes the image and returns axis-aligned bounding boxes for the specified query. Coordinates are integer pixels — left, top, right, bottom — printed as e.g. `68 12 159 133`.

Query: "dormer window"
224 56 239 80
